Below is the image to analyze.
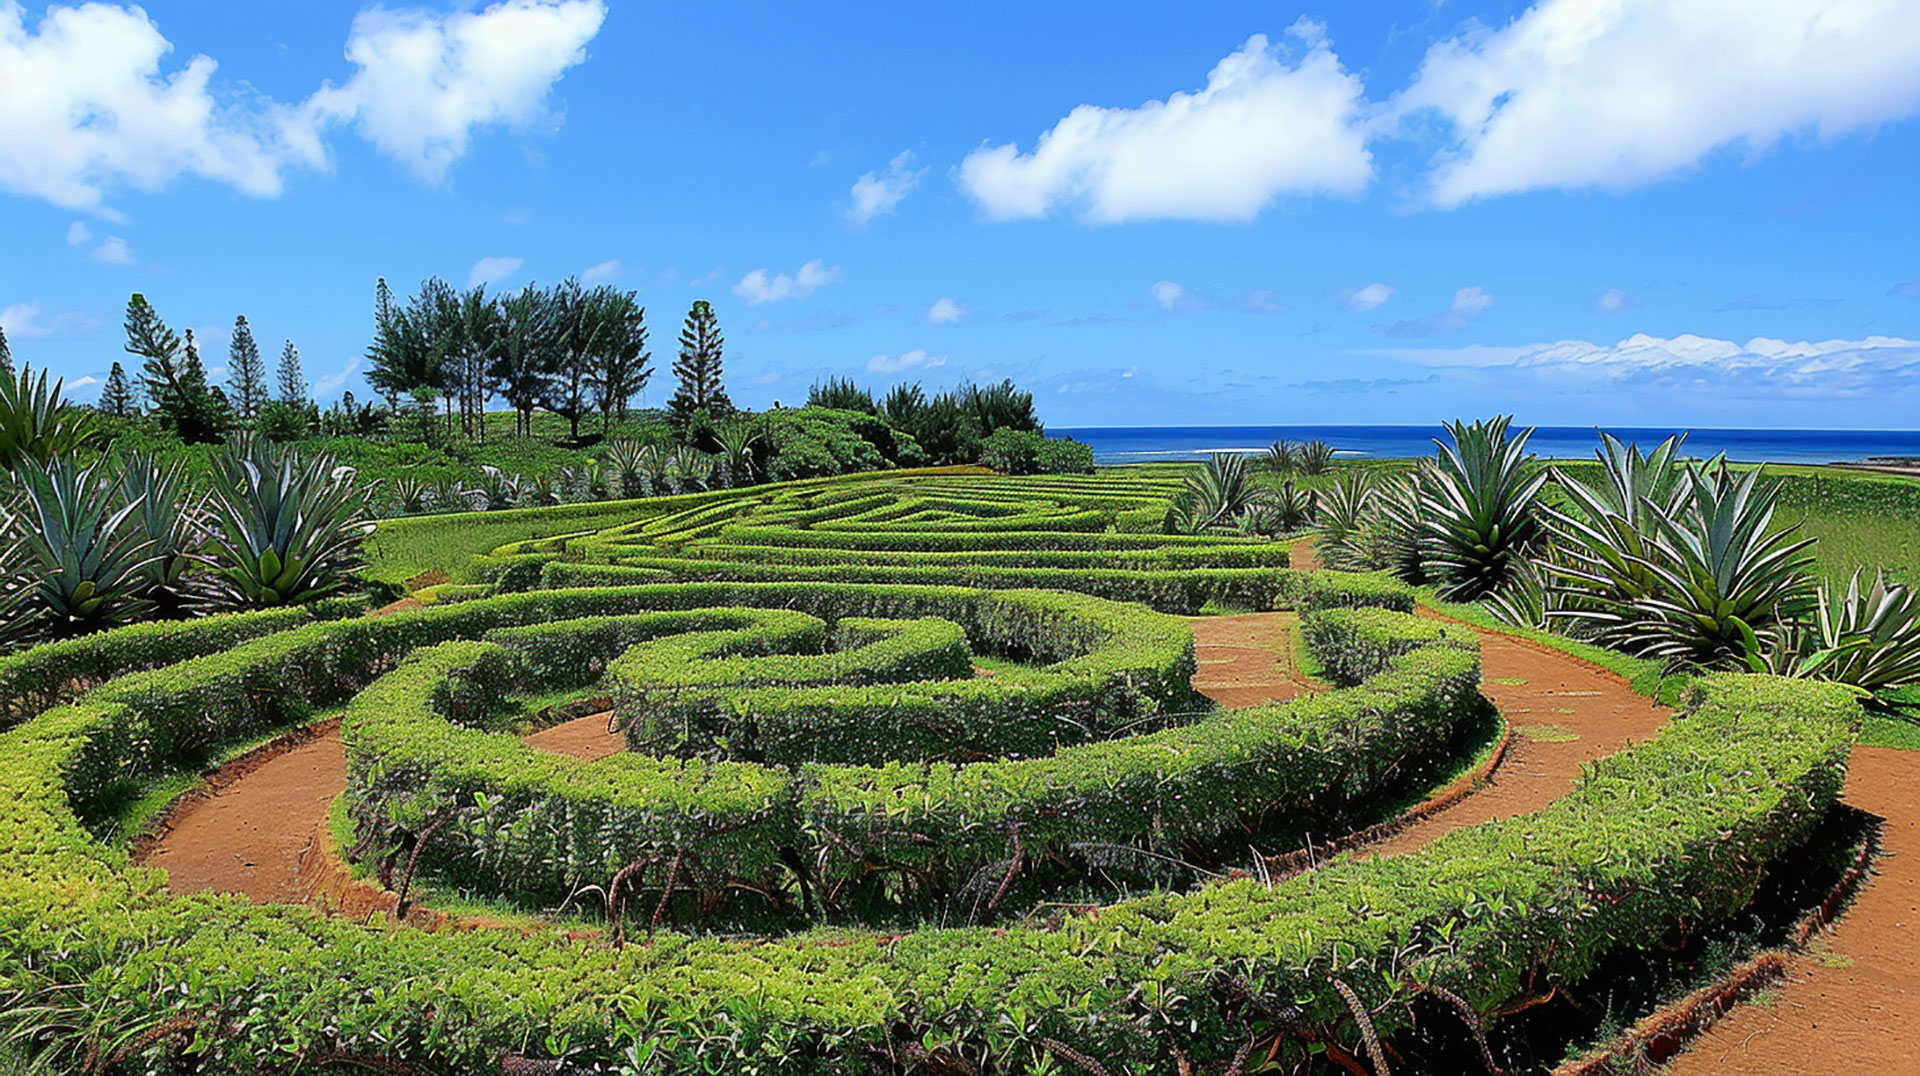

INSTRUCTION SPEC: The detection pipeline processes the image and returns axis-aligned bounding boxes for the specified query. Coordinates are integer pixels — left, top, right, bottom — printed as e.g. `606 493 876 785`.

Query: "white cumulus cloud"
306 0 606 182
0 301 97 339
734 259 841 305
927 297 966 324
0 1 326 213
847 150 926 227
1594 287 1632 313
1151 281 1187 310
1397 0 1920 207
468 255 523 287
0 0 605 213
1347 282 1394 311
958 21 1373 223
65 221 91 245
866 349 947 375
92 236 135 264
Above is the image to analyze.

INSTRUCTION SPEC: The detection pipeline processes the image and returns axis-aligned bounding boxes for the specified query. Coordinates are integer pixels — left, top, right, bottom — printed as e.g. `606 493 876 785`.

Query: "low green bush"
0 594 1855 1073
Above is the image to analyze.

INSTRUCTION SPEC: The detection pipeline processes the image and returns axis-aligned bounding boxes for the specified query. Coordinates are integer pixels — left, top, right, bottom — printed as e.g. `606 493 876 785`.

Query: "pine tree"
0 324 12 377
367 278 402 412
669 300 731 429
100 361 135 416
125 293 225 443
227 315 269 424
277 340 308 407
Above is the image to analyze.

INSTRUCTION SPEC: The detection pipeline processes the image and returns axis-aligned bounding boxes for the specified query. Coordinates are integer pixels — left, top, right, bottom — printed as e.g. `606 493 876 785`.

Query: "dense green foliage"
0 556 1858 1072
0 456 1901 1072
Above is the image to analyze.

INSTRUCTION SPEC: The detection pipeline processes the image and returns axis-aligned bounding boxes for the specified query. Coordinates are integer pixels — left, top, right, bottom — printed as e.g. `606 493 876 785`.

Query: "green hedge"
0 599 1856 1073
542 561 1411 617
342 593 1468 914
0 601 360 731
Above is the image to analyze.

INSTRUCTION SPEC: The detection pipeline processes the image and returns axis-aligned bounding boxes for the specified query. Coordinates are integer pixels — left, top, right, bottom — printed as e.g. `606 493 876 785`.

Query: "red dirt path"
1663 744 1920 1076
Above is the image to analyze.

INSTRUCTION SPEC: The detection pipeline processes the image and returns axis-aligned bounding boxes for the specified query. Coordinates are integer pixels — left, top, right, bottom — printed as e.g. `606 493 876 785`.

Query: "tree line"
94 281 737 448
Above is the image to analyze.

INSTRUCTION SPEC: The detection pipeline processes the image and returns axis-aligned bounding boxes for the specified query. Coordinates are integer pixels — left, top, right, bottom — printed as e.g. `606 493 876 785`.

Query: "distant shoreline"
1053 424 1920 467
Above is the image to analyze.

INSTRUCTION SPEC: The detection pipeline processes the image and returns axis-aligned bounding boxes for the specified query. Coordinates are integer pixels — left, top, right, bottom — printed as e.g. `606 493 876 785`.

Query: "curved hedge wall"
0 470 1865 1074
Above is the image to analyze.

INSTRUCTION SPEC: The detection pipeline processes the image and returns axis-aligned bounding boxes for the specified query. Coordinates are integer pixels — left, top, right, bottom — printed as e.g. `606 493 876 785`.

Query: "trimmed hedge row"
0 602 1857 1074
0 601 361 730
341 591 1472 911
543 560 1413 617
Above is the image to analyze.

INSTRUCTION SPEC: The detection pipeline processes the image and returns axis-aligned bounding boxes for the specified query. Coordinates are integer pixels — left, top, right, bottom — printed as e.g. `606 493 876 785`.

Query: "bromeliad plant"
0 365 101 472
1167 453 1268 534
1792 571 1920 700
1418 416 1547 601
1606 459 1816 670
1542 433 1694 646
202 442 374 607
4 457 155 637
116 452 204 618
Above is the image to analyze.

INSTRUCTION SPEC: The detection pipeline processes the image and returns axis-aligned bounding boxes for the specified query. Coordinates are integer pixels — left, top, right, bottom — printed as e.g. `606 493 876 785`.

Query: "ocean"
1051 425 1920 466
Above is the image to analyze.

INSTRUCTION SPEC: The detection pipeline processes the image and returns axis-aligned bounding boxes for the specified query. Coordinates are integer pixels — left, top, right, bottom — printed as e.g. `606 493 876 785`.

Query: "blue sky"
2 0 1918 428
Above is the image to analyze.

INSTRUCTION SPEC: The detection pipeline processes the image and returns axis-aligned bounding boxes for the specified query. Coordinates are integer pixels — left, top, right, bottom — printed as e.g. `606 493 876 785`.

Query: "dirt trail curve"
1663 745 1920 1076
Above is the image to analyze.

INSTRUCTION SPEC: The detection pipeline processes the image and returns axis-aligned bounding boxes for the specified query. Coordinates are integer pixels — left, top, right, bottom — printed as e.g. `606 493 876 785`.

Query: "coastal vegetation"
2 311 1916 1072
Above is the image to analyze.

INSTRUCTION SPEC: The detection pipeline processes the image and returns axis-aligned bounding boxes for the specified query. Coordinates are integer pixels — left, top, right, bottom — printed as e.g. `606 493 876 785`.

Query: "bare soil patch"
1663 745 1920 1076
1186 612 1316 707
1364 621 1671 857
521 711 625 761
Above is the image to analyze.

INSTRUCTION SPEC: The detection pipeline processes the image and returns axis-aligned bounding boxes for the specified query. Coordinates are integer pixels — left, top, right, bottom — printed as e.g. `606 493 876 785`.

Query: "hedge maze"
0 469 1864 1074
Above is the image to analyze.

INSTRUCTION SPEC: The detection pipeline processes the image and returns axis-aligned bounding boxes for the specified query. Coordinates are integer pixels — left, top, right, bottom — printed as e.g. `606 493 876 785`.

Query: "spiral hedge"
0 468 1865 1074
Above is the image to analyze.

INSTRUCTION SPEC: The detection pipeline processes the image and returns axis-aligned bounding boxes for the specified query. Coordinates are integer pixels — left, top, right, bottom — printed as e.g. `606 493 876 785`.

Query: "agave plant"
1419 416 1547 601
1794 571 1920 699
4 457 155 636
1272 479 1316 531
473 466 526 511
0 365 101 471
202 443 373 607
1541 433 1694 644
1297 440 1337 476
116 452 204 618
1265 440 1299 474
431 476 470 512
1367 467 1431 584
1617 459 1816 669
640 443 673 496
715 426 761 488
391 474 431 515
667 451 711 494
581 461 612 501
1313 470 1375 571
527 471 561 508
604 440 648 499
1169 453 1266 533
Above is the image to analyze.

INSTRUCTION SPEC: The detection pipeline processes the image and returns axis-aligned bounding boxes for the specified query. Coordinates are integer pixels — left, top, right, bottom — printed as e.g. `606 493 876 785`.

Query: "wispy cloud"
1372 286 1493 337
91 236 135 265
1393 0 1920 207
866 348 946 374
0 301 102 339
1368 332 1920 397
1344 282 1394 311
734 259 840 304
581 259 621 283
468 255 523 288
847 150 926 227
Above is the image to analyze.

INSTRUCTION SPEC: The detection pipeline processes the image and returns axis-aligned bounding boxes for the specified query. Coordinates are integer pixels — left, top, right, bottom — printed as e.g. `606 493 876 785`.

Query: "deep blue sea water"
1052 425 1920 466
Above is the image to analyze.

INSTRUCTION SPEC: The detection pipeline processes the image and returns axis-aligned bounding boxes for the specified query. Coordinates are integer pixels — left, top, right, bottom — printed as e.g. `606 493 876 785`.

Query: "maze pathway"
1187 612 1316 706
1663 745 1920 1076
1367 621 1671 857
